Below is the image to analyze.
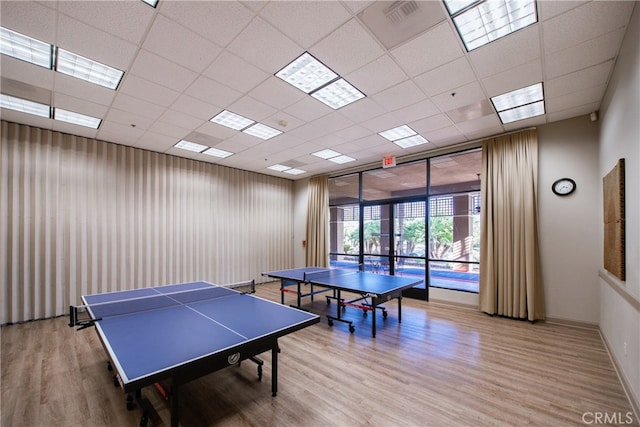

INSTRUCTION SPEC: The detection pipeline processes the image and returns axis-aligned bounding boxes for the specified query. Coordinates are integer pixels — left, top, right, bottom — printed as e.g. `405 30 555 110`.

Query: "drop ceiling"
0 0 635 179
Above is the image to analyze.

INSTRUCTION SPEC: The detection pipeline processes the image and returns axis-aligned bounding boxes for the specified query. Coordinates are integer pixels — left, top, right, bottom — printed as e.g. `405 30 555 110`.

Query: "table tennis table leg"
271 339 278 397
170 385 179 427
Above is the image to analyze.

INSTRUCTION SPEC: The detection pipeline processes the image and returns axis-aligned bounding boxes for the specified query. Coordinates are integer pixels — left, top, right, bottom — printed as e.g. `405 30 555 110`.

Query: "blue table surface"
82 281 318 384
263 267 423 295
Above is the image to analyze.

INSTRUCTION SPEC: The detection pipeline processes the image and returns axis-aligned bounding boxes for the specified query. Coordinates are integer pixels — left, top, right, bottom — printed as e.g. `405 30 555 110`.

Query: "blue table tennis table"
262 267 423 337
69 281 319 427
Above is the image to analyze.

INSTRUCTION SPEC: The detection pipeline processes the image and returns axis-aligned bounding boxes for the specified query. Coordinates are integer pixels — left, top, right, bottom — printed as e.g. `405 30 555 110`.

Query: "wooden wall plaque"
603 159 625 281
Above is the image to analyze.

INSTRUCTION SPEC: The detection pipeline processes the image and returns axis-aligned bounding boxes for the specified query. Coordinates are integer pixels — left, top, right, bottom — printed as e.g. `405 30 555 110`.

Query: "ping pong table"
262 267 423 337
69 280 319 427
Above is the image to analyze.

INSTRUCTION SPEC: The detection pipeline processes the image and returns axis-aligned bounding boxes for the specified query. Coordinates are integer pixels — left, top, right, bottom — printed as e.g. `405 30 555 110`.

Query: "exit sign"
382 156 396 168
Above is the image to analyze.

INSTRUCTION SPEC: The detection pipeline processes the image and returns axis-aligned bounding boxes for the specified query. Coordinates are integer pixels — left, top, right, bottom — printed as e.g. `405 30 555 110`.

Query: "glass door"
361 201 428 299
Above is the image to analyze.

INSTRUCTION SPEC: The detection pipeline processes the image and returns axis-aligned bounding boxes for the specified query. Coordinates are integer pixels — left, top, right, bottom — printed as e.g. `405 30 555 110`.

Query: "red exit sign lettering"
382 156 396 168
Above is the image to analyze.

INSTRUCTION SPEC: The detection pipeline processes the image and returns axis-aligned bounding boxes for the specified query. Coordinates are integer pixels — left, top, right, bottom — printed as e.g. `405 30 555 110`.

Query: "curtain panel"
479 129 545 321
0 121 293 324
305 176 329 267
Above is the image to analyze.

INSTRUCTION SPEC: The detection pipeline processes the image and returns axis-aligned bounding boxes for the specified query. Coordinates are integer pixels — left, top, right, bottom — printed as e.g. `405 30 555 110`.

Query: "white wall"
537 116 601 325
598 2 640 412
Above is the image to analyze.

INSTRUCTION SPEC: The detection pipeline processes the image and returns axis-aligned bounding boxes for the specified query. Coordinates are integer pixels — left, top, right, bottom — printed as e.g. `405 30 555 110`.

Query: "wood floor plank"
1 282 637 426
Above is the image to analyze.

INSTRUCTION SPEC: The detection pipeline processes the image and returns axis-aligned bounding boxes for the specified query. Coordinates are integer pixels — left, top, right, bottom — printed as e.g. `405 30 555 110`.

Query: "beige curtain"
0 121 294 324
479 129 545 321
305 176 329 267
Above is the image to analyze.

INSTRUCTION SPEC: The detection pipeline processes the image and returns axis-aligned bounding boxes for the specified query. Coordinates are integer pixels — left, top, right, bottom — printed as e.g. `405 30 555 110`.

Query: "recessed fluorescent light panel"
284 168 306 175
174 140 208 153
311 78 365 110
393 135 429 148
0 94 51 118
491 82 544 124
203 147 233 158
329 155 356 164
312 149 341 159
54 108 101 129
0 27 51 68
378 125 416 141
276 52 365 109
275 52 338 94
210 110 255 130
243 123 282 140
444 0 538 51
267 164 291 172
56 49 124 90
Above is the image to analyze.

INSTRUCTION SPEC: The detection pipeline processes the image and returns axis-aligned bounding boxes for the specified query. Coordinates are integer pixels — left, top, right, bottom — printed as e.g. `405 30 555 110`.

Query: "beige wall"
598 2 640 413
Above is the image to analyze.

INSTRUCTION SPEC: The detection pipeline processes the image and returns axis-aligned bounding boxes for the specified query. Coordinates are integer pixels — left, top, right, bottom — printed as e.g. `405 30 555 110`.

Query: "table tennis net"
70 280 255 327
303 268 357 282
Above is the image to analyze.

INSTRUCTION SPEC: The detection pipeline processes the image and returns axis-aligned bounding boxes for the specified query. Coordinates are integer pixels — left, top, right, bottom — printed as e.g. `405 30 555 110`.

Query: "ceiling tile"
310 18 385 75
118 75 180 108
159 1 255 47
480 59 543 97
203 51 270 93
0 58 54 94
0 1 56 43
409 113 454 133
545 61 613 99
110 93 166 121
371 80 426 112
546 102 599 123
391 21 464 77
358 0 447 50
134 131 177 152
338 98 386 123
310 112 354 134
142 15 222 74
542 1 635 54
185 76 242 110
129 50 198 93
96 121 145 145
446 99 494 124
544 29 625 78
393 99 440 123
546 85 606 113
103 107 154 131
228 95 277 122
56 0 153 44
414 57 477 97
170 94 221 121
53 93 109 120
248 77 306 110
227 16 302 73
538 1 588 21
345 54 408 96
468 25 541 79
260 1 351 48
53 74 116 106
158 109 205 131
283 96 333 122
430 81 486 112
56 14 137 71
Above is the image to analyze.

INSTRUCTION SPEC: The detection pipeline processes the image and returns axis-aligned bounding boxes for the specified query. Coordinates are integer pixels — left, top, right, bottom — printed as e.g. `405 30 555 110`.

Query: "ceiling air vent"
384 1 419 24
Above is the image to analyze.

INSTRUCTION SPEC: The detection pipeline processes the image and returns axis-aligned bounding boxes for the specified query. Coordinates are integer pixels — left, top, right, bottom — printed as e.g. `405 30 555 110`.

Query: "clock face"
552 178 576 196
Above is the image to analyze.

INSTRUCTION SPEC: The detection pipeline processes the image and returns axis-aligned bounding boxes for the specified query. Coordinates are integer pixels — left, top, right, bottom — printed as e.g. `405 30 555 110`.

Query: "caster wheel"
113 375 119 387
140 414 149 427
126 397 135 411
383 311 388 319
349 325 355 334
257 366 263 381
107 361 113 371
328 319 334 327
363 311 368 318
326 298 331 305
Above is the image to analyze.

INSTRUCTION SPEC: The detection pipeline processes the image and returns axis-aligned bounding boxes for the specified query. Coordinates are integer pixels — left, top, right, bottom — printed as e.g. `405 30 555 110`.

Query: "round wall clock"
552 178 576 196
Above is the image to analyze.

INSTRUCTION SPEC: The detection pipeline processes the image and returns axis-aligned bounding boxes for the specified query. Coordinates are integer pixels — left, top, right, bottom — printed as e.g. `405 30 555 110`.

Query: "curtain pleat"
305 176 329 267
479 129 545 321
0 121 293 324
